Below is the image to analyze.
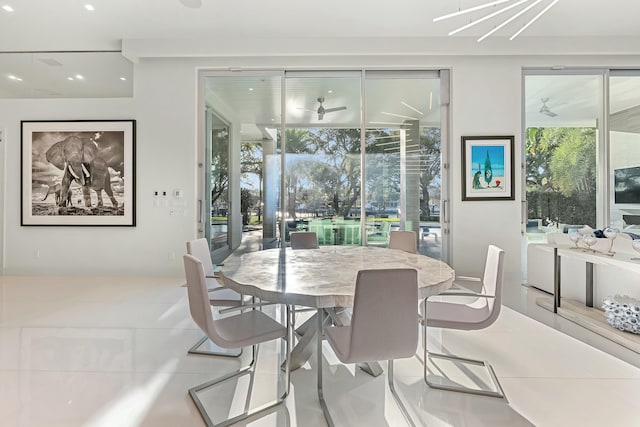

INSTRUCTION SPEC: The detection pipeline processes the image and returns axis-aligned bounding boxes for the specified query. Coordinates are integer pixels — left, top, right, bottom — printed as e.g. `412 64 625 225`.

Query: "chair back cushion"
186 238 216 277
482 245 505 324
290 231 319 249
347 268 419 362
389 231 417 253
183 254 219 341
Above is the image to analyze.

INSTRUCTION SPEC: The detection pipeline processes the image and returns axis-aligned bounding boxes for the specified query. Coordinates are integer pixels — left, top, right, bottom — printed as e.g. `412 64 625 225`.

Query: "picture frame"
461 135 514 201
21 120 136 226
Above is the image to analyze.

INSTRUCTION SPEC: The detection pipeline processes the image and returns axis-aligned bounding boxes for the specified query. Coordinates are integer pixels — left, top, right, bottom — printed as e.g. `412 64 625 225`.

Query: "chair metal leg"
318 308 416 427
387 360 416 427
424 352 507 401
422 298 507 401
189 306 293 427
317 308 335 427
188 335 242 358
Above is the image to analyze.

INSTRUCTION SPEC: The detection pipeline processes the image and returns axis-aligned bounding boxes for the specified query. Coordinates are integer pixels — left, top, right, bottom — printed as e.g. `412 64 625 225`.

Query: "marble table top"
220 246 455 308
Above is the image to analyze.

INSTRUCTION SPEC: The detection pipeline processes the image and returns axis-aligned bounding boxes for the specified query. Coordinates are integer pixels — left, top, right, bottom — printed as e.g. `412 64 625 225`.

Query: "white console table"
535 241 640 353
550 244 640 312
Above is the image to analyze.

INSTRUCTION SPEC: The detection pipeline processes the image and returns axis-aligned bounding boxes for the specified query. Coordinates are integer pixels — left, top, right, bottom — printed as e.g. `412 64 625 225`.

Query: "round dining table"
219 245 455 308
219 245 455 374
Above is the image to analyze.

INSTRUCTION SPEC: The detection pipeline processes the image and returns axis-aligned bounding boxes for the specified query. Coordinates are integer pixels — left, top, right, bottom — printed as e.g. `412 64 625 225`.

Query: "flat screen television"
614 166 640 204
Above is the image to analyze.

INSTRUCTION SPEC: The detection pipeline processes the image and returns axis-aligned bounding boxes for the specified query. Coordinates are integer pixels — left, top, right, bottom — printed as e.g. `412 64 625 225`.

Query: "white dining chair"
290 231 319 249
183 254 292 427
186 238 243 357
421 245 507 400
318 268 419 427
389 230 417 254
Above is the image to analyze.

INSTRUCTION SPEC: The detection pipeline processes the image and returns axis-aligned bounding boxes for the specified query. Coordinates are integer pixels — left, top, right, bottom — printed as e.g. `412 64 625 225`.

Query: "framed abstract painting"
21 120 136 226
461 135 514 201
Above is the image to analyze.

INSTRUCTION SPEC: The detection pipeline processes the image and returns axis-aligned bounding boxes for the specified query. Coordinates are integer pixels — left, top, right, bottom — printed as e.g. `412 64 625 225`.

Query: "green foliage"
240 141 263 185
419 128 441 220
549 128 596 196
240 188 253 225
210 129 229 206
525 127 596 226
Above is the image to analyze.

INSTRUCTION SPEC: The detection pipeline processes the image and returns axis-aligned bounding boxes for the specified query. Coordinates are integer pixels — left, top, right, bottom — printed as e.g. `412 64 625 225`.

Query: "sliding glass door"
524 72 603 244
523 68 640 284
364 71 446 259
609 71 640 232
200 72 283 263
200 69 450 262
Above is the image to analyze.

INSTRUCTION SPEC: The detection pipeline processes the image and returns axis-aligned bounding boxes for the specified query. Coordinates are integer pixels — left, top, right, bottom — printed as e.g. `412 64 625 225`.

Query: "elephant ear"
81 139 98 163
45 141 67 170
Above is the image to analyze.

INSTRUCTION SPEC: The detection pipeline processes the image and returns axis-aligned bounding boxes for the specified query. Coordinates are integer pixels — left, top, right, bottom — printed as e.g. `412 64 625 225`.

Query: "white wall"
449 57 523 283
2 51 640 278
0 61 198 276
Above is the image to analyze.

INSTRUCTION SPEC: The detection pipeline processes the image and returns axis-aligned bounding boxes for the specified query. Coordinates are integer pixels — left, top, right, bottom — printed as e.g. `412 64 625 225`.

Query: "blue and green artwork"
470 145 505 190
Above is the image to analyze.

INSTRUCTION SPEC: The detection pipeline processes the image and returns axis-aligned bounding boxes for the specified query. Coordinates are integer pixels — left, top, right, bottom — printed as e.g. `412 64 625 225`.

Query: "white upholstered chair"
388 230 417 254
290 231 319 249
183 254 292 427
421 245 507 399
319 268 419 426
186 238 243 357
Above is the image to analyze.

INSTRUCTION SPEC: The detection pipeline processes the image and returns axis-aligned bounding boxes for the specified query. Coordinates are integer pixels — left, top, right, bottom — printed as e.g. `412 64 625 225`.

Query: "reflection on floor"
1 258 640 425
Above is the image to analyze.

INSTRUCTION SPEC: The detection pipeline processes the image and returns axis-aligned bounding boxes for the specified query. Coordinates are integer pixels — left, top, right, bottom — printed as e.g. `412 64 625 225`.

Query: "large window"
201 70 449 261
524 73 603 243
523 69 640 283
364 73 442 259
609 72 640 231
283 73 362 245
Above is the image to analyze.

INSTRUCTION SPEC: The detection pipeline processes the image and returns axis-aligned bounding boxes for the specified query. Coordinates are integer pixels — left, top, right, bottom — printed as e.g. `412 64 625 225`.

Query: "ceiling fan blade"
296 107 316 112
545 111 558 117
324 106 347 113
179 0 202 8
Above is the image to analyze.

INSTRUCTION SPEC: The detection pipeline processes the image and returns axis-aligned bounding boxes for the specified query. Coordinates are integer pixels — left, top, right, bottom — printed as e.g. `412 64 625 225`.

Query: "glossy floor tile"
1 275 639 427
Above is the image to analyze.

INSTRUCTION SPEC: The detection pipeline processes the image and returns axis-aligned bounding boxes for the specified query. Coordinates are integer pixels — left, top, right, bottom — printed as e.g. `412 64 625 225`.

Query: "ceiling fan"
178 0 202 8
298 97 347 120
540 98 558 117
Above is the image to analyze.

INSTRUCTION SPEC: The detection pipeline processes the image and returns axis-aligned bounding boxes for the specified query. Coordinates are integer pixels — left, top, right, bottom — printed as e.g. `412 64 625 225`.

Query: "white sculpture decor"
603 295 640 335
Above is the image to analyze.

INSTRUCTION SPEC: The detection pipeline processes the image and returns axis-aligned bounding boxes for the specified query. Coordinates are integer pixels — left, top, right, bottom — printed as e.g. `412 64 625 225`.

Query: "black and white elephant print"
45 135 122 208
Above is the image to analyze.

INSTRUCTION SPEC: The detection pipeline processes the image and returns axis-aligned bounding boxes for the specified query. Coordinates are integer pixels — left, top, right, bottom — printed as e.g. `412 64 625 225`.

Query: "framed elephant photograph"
21 120 136 226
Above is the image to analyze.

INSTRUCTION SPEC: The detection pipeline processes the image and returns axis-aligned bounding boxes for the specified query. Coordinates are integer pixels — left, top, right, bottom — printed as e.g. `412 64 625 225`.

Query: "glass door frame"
198 69 285 263
521 68 609 233
520 67 622 283
199 68 451 263
362 69 450 262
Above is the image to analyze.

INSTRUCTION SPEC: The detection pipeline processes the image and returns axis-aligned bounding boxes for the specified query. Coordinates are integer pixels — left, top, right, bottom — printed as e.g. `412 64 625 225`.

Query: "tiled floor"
1 260 640 426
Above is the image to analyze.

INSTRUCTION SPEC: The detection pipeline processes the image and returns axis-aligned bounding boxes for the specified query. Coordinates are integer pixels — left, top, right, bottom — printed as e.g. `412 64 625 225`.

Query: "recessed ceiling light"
8 75 22 81
67 77 74 81
75 74 84 80
248 88 254 91
84 4 95 11
119 77 127 81
328 90 333 94
2 5 14 12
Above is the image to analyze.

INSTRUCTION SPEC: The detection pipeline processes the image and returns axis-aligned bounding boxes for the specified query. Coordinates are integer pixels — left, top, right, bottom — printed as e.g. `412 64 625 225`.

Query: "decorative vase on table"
603 227 619 256
603 295 640 335
583 233 598 253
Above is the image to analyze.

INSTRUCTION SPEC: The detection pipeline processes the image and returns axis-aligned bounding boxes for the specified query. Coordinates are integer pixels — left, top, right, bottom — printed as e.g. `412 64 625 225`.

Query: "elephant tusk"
68 164 81 181
82 163 91 178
